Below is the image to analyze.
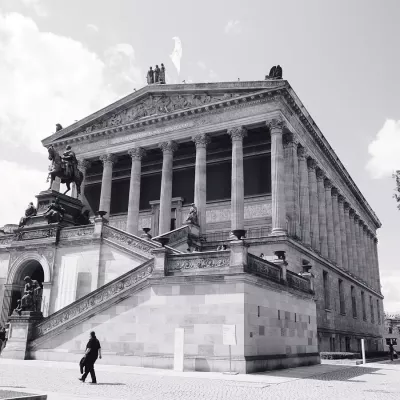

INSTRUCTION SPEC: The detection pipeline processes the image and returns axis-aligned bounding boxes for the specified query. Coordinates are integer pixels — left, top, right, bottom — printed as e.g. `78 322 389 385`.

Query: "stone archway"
1 253 52 325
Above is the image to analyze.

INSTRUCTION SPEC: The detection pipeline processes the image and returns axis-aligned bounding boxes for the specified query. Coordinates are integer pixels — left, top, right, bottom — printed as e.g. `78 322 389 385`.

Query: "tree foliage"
394 170 400 210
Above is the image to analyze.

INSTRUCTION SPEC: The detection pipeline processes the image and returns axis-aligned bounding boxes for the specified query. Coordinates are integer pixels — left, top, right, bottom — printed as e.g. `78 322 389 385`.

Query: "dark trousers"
390 352 394 361
81 359 97 383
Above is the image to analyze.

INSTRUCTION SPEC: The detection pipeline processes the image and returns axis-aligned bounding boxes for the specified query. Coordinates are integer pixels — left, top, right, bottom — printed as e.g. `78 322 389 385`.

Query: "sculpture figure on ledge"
154 65 161 83
75 210 91 225
14 276 42 315
47 145 84 196
146 67 154 84
55 123 63 132
185 203 199 225
44 198 65 224
18 202 37 227
160 63 166 84
266 65 283 80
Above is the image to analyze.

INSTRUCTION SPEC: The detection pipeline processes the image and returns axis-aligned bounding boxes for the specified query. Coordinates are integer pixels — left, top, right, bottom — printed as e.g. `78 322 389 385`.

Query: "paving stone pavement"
0 359 400 399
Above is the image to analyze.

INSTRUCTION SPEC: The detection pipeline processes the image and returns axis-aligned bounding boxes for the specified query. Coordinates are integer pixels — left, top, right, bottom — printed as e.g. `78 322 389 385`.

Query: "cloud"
197 61 206 70
224 20 242 35
0 12 143 153
0 12 144 226
0 161 44 226
366 119 400 179
170 37 182 75
86 23 99 33
21 0 48 17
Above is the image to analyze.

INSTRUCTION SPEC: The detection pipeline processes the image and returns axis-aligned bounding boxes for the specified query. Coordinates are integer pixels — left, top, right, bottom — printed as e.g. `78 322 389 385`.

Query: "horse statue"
47 145 84 196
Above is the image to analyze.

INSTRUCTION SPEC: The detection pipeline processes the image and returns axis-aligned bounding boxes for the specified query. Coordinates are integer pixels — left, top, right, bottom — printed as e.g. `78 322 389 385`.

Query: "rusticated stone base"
1 312 43 360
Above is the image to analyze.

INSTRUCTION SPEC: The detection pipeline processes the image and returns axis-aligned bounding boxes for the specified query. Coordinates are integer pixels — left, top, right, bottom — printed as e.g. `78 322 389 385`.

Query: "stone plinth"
230 240 249 270
1 311 43 360
22 190 84 229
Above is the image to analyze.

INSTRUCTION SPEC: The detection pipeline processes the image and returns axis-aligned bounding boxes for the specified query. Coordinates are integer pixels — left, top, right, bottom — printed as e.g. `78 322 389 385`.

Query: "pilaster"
344 202 353 275
324 179 335 262
331 188 342 268
338 195 349 271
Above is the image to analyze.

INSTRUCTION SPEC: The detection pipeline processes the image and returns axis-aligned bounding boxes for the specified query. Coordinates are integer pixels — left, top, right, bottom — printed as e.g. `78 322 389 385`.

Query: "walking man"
389 342 395 361
79 331 102 383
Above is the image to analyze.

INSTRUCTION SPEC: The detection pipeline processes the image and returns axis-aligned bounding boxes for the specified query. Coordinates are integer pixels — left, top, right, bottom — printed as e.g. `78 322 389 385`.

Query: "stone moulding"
32 259 154 340
17 228 58 241
0 235 13 247
167 252 230 273
246 254 282 283
286 270 312 294
153 225 189 246
102 225 159 258
59 226 95 239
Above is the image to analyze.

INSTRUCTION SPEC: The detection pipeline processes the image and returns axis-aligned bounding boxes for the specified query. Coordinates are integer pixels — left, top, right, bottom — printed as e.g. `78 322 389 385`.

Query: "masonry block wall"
30 277 317 373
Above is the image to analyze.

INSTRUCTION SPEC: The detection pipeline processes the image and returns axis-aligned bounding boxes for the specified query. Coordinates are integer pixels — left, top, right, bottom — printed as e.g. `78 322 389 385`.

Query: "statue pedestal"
24 190 84 229
1 312 43 360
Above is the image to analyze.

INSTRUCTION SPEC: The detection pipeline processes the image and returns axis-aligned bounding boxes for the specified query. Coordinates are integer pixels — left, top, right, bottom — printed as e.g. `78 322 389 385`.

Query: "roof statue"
147 63 166 85
266 65 283 80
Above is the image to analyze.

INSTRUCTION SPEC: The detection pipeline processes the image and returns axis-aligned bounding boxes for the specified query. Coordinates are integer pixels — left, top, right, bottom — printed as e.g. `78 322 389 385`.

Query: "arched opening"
9 260 44 317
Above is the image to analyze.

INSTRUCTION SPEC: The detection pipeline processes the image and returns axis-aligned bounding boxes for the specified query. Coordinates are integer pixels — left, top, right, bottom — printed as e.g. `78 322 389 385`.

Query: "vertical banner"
174 328 185 372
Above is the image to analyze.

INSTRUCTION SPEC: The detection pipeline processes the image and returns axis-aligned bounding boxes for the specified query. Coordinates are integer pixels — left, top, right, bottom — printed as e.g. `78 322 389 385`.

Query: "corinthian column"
317 169 328 257
324 179 335 262
268 119 287 235
99 154 118 217
126 147 146 235
228 126 247 232
77 159 91 199
298 147 311 245
373 238 381 292
338 195 349 271
307 159 320 250
331 188 342 267
193 134 210 234
354 214 361 278
283 133 300 238
349 210 359 277
364 227 372 286
344 203 353 274
356 219 365 281
158 141 178 235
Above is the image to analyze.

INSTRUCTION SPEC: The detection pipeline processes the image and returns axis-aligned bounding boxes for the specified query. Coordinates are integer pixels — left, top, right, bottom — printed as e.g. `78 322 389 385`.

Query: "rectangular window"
339 279 345 314
361 291 366 321
323 271 330 309
351 286 357 318
370 296 374 323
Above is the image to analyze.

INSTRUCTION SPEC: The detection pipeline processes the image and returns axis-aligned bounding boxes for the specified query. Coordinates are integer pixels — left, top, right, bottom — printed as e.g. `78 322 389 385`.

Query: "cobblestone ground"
1 359 400 400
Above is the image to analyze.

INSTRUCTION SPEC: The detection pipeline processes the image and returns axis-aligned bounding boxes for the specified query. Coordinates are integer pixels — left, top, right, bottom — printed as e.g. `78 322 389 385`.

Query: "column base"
270 229 287 236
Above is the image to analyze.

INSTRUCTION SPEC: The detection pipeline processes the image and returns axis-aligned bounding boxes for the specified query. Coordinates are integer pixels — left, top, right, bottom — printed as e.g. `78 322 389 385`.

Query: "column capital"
316 168 325 182
99 153 118 165
358 219 365 227
307 158 318 171
374 237 378 244
192 133 211 148
331 187 339 197
362 224 368 232
354 213 360 222
344 202 350 212
338 194 345 204
283 132 298 148
159 141 178 153
324 179 333 190
297 146 308 159
267 118 285 132
128 147 147 160
228 126 247 141
77 159 91 171
349 208 355 217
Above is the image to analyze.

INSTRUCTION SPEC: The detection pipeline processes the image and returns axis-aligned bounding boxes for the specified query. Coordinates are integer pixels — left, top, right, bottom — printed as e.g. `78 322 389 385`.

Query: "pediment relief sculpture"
77 92 257 136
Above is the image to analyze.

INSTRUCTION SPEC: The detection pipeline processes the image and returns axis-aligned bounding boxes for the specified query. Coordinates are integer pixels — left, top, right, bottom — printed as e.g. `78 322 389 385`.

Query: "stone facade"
0 79 384 369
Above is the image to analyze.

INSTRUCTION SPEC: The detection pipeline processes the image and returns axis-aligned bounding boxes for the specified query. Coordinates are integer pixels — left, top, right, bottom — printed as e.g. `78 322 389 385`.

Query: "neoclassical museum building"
0 76 384 372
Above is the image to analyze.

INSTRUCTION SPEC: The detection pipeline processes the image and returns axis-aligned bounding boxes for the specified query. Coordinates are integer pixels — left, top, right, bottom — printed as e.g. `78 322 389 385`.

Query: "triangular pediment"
42 80 288 146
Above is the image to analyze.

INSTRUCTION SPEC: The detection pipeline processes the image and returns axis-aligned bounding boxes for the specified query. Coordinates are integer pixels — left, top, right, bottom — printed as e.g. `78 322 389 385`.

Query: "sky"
0 0 399 311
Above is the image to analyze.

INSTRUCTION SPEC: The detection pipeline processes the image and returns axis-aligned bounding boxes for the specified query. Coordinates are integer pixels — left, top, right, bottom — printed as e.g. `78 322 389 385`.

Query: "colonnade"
283 134 381 293
76 117 380 293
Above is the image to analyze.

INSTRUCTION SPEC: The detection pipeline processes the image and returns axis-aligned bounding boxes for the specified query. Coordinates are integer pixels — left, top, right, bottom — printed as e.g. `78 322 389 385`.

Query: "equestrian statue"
47 145 84 196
